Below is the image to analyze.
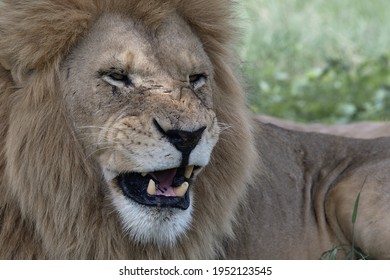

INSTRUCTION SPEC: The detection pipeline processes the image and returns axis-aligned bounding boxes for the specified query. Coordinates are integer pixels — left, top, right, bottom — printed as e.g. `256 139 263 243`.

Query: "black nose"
153 119 206 154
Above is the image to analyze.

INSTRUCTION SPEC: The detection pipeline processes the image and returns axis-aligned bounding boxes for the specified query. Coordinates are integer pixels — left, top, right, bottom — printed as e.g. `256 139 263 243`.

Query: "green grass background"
238 0 390 124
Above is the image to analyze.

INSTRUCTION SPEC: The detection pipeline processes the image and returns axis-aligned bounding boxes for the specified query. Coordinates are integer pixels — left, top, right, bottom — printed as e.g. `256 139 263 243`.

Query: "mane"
0 0 258 259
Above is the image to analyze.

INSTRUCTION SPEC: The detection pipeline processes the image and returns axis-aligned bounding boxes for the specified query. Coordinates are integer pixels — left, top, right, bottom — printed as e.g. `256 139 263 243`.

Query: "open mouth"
115 165 197 210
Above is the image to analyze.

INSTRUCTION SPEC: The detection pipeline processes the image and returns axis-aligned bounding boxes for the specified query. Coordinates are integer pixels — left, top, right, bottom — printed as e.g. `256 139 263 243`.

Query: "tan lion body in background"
1 0 390 259
258 115 390 139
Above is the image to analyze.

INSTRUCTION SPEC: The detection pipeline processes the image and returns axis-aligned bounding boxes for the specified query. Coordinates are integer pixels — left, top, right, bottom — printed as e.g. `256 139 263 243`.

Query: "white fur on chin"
111 192 193 247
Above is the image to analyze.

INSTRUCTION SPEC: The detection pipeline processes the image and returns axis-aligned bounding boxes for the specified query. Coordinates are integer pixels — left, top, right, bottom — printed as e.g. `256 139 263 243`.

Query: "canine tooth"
174 182 189 197
141 173 147 177
147 180 156 195
184 165 194 179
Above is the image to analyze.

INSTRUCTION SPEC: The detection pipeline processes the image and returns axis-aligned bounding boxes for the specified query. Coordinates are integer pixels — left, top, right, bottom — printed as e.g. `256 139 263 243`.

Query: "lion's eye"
109 72 128 82
101 70 133 88
189 74 207 90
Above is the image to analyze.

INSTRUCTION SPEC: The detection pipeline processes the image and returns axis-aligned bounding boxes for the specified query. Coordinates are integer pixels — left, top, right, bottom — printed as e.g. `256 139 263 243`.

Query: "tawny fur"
257 115 390 139
1 0 390 260
0 0 256 259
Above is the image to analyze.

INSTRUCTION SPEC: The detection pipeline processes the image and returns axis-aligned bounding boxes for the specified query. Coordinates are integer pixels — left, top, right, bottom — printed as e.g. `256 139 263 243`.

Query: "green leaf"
329 248 338 260
352 177 367 224
352 192 361 224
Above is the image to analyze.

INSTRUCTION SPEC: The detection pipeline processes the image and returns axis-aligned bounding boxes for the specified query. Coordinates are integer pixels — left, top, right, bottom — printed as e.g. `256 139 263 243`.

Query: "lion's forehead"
75 13 211 80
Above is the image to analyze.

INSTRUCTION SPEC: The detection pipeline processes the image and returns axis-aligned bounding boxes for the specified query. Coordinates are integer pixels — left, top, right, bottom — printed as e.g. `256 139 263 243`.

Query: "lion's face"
60 14 219 246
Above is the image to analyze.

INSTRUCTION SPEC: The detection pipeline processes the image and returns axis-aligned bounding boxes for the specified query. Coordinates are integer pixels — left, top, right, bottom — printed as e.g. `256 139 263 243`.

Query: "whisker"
217 122 232 134
76 126 121 133
84 146 116 160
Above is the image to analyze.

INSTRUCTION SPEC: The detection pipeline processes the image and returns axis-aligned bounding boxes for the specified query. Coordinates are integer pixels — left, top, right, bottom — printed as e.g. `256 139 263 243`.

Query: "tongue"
150 168 177 196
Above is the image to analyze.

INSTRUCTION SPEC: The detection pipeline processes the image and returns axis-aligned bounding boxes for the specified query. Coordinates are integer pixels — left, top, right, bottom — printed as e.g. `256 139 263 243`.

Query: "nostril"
153 119 206 153
165 128 206 152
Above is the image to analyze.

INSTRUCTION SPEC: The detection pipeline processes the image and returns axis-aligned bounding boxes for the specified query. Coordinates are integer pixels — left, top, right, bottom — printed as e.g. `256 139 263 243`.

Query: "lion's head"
61 13 221 246
0 0 257 259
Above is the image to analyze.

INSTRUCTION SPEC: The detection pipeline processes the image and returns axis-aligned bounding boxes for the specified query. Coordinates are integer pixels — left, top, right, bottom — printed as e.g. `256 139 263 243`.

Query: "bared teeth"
174 182 189 197
184 165 194 179
141 173 147 177
146 179 156 195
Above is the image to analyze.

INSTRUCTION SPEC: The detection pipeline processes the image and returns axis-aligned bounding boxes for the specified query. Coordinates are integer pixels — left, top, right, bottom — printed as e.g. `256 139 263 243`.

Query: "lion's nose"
153 119 206 154
165 128 206 153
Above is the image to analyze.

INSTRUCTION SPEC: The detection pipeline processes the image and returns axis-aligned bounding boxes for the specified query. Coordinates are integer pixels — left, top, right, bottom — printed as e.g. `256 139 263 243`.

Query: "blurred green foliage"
238 0 390 123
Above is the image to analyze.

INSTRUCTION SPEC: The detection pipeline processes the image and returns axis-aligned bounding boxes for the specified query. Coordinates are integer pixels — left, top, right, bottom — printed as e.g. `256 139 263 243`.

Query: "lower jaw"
115 174 191 210
125 190 191 210
112 193 194 247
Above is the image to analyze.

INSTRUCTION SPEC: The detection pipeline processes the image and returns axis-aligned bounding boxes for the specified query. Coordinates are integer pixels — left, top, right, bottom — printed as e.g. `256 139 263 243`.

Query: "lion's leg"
326 159 390 259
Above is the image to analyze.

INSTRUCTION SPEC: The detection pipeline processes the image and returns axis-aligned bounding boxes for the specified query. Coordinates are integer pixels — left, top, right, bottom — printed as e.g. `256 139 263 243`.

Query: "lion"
0 0 390 260
257 115 390 139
